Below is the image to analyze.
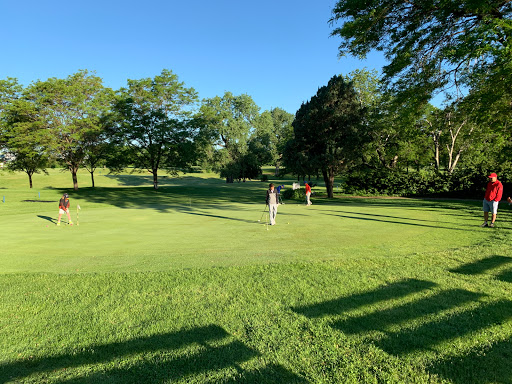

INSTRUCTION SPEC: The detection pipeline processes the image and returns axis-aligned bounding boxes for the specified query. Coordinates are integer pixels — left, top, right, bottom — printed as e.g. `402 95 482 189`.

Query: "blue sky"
0 0 386 114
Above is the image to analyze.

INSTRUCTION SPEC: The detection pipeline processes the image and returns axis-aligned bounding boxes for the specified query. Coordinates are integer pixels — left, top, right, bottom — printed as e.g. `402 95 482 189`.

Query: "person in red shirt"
305 182 312 206
57 193 73 226
482 173 503 228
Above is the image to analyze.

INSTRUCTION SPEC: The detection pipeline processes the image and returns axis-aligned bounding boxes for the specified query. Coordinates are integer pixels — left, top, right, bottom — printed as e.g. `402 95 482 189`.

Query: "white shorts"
483 199 499 214
59 208 69 215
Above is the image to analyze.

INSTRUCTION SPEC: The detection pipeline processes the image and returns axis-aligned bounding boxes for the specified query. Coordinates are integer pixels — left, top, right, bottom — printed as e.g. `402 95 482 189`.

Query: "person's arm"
497 184 503 202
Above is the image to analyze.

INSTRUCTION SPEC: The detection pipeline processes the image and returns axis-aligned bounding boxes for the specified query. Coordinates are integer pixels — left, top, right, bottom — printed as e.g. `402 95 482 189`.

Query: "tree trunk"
322 168 334 198
71 167 79 190
153 170 158 190
90 171 95 188
27 171 33 189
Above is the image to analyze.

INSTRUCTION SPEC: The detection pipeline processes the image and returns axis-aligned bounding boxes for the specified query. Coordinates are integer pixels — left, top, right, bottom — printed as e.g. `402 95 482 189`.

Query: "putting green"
0 170 490 273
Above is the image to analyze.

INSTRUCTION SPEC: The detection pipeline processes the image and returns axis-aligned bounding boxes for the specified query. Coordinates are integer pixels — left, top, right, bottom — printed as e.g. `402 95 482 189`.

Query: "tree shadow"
61 182 267 213
37 215 57 224
496 268 512 284
325 209 479 227
324 212 484 232
449 255 512 275
292 278 436 319
292 279 512 383
0 324 304 384
375 300 512 356
429 337 512 384
331 288 483 335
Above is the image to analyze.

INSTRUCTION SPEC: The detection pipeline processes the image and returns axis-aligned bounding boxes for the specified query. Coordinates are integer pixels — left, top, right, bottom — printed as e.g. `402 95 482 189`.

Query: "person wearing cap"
57 193 73 226
305 182 312 206
266 183 278 225
276 184 285 204
482 173 503 228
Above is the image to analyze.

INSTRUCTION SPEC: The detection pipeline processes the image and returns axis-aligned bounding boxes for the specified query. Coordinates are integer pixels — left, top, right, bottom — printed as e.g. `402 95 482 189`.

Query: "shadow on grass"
292 278 436 318
327 210 473 226
37 215 57 224
429 337 512 384
331 288 483 335
0 324 304 384
496 269 512 283
449 255 512 275
292 278 512 384
324 212 483 232
375 299 512 356
62 181 267 212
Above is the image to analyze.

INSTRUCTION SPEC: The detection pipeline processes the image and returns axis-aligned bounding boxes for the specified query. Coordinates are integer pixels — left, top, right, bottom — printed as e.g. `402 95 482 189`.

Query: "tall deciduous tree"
290 75 365 198
0 78 23 150
109 69 198 189
199 92 259 182
30 70 113 190
1 98 50 188
269 108 294 176
330 0 512 110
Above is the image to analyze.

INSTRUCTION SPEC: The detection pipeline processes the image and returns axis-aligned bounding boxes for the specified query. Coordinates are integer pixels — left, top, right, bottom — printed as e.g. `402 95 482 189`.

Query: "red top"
305 184 311 193
59 198 70 210
484 180 503 202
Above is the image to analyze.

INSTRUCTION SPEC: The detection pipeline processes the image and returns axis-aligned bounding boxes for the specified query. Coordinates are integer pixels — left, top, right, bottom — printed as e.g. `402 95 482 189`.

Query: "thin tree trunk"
90 171 95 188
153 169 158 190
71 167 79 190
27 171 33 189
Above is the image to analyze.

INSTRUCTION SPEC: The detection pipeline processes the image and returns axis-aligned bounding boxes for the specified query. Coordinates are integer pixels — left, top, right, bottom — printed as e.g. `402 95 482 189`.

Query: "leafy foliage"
108 69 199 189
330 0 512 112
286 75 365 197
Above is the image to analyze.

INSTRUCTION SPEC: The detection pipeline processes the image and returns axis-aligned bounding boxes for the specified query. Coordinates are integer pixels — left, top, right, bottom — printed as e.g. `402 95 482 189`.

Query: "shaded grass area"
2 170 512 382
2 250 512 383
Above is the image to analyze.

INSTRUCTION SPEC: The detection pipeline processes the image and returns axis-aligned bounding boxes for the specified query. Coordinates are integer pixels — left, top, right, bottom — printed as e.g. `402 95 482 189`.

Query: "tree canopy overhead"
330 0 512 107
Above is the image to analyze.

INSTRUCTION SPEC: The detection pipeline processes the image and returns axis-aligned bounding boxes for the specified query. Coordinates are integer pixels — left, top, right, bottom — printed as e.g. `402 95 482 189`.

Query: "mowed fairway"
1 169 512 383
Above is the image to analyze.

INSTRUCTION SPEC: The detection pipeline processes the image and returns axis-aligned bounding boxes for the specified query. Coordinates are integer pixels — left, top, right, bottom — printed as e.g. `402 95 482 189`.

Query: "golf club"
257 204 268 222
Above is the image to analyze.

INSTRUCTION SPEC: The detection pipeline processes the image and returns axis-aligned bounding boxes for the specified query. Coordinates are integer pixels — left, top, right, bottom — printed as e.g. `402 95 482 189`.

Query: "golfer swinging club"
266 183 278 226
57 193 73 226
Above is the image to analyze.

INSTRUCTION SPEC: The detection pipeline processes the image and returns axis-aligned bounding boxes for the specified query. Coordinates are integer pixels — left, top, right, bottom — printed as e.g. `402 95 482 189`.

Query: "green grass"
1 169 512 383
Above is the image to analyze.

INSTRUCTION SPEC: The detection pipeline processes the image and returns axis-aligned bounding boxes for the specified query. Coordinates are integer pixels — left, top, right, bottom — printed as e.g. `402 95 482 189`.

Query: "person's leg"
57 213 62 225
490 201 499 226
482 199 489 226
66 210 73 225
269 204 277 225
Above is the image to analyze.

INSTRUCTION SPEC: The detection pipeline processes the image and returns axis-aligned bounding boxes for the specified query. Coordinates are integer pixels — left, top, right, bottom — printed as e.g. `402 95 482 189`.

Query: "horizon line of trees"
0 65 510 199
0 69 295 191
1 1 510 198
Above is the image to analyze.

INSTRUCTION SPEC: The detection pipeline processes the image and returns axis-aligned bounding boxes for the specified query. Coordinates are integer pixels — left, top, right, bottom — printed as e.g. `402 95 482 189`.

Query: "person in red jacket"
482 173 503 228
305 182 312 206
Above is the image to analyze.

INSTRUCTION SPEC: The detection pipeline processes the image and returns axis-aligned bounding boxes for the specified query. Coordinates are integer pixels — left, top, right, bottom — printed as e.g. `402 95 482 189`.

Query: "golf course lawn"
1 169 512 383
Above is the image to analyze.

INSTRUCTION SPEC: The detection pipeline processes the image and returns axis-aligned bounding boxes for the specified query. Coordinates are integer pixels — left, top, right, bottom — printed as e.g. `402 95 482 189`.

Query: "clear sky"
0 0 386 115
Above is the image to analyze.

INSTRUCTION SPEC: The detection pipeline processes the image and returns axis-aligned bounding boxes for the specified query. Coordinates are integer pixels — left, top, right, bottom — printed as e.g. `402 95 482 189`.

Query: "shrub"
282 188 306 200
